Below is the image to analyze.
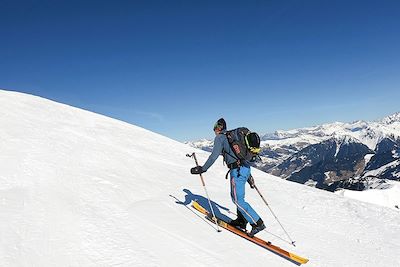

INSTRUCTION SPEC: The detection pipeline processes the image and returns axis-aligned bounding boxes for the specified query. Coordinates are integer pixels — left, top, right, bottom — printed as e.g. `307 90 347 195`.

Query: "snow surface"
337 181 400 210
1 90 400 267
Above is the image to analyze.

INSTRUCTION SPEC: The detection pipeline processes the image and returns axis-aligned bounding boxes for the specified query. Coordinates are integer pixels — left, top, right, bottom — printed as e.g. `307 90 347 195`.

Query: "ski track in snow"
1 90 400 267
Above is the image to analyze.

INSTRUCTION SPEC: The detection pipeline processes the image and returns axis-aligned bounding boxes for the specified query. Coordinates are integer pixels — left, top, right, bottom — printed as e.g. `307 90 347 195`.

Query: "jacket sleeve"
202 135 223 171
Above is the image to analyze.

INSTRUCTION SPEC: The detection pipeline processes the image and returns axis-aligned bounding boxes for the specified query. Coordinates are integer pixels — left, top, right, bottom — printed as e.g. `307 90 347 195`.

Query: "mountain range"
187 113 400 191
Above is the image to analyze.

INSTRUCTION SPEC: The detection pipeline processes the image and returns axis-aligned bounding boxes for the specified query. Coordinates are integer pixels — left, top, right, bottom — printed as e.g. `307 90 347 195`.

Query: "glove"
247 175 255 189
190 166 205 174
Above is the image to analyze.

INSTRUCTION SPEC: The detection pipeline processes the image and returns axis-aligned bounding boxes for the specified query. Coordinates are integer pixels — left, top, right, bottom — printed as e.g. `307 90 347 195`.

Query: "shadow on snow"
170 188 234 223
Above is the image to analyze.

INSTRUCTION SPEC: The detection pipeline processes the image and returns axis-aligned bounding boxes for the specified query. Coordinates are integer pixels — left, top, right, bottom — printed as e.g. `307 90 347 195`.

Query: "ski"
192 200 309 265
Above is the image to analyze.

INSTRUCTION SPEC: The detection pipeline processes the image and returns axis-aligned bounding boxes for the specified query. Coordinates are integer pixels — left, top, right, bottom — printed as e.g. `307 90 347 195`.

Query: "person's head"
213 118 226 134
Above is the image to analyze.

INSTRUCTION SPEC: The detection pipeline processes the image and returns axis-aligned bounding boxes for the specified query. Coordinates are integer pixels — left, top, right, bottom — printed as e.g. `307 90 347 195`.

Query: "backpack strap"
222 132 240 161
225 169 231 180
225 163 243 179
222 148 239 161
220 132 242 176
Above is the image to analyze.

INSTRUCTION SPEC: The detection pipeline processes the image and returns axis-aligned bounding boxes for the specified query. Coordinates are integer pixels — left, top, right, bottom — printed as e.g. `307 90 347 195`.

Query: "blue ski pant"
230 166 260 224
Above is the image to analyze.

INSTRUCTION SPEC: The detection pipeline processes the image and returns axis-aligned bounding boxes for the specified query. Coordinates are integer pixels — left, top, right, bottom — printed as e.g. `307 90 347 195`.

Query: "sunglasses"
213 123 222 131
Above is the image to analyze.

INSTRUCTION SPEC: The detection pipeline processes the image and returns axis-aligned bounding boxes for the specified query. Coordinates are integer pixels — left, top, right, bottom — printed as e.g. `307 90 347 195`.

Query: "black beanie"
214 118 227 130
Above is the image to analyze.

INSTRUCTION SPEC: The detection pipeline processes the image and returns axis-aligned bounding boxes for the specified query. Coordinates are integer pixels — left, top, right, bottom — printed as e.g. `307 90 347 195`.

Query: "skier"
190 118 266 237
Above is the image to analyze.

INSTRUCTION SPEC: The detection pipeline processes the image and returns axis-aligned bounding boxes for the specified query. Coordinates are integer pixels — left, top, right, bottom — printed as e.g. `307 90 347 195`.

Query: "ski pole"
186 152 221 232
254 184 296 246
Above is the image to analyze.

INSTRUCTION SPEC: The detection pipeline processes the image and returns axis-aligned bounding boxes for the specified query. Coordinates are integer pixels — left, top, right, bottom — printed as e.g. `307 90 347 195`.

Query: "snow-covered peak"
193 113 400 153
331 134 360 145
380 112 400 124
261 114 400 151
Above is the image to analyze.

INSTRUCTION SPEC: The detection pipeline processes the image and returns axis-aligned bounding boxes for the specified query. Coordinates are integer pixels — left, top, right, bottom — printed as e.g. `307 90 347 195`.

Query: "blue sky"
1 0 400 141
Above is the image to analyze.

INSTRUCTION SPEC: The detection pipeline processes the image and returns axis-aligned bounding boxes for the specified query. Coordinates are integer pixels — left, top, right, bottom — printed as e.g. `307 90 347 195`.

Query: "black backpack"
225 127 261 162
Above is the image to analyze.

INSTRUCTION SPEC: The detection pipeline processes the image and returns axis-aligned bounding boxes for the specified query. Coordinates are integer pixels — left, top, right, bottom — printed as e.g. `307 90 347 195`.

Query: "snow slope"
1 90 400 267
337 180 400 210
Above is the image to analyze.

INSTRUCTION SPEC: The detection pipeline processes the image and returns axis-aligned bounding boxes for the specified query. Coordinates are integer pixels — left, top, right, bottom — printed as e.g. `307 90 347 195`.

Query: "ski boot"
248 218 266 237
230 210 248 231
